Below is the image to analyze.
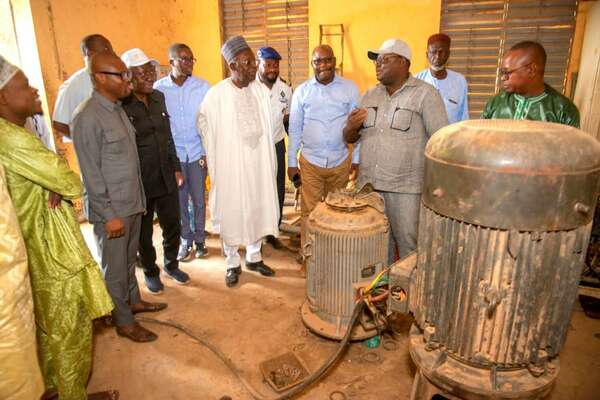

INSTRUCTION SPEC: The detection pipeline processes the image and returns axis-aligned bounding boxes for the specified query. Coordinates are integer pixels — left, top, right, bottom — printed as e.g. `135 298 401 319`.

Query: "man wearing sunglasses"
344 39 448 263
121 48 190 294
482 41 579 127
154 43 211 263
72 52 165 343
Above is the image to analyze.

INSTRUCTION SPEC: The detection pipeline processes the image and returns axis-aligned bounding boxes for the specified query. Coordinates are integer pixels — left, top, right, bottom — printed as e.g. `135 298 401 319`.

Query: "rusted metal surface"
404 120 600 399
409 326 557 400
423 120 600 231
303 189 388 340
412 206 591 368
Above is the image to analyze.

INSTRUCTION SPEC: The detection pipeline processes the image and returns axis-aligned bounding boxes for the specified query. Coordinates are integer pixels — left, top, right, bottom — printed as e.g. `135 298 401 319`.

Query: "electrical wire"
138 299 367 400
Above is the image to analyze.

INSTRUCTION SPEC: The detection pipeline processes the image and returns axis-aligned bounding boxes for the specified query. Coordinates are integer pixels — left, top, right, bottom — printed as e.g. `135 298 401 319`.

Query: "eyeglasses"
499 62 532 78
374 54 402 66
236 59 256 67
96 70 132 81
132 66 157 78
174 56 197 64
312 57 334 66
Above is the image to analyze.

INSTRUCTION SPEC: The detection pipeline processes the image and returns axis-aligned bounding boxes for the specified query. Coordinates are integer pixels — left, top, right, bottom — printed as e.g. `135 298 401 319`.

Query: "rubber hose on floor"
138 300 366 400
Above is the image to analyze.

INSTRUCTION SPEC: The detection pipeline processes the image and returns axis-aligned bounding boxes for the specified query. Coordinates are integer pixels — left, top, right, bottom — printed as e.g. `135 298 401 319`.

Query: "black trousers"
275 138 286 226
139 189 181 277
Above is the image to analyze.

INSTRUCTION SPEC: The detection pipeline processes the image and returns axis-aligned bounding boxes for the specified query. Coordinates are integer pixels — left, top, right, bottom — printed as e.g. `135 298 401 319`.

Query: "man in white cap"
121 48 189 294
197 35 278 287
343 39 448 263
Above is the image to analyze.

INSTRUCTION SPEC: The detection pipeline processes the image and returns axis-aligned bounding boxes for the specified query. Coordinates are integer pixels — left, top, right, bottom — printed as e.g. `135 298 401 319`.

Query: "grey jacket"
357 76 449 193
72 91 146 223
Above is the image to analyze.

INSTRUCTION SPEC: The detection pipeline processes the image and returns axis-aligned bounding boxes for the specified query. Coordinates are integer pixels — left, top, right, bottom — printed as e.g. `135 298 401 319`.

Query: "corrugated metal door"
440 0 578 117
221 0 309 87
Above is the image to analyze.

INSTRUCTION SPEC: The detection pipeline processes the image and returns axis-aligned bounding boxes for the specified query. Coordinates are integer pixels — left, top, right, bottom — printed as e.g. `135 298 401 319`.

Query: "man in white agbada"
197 35 279 287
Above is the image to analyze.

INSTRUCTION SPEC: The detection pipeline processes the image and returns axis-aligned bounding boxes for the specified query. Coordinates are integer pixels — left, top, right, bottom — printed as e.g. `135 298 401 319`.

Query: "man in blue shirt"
416 33 469 124
288 45 360 271
154 43 211 262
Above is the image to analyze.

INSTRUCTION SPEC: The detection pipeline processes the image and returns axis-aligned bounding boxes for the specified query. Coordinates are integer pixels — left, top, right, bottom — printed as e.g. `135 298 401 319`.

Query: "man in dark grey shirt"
72 52 166 343
344 39 448 263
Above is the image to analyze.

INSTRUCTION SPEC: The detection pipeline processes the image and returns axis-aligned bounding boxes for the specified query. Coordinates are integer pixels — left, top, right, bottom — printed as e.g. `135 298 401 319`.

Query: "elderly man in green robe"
482 41 580 128
0 57 117 399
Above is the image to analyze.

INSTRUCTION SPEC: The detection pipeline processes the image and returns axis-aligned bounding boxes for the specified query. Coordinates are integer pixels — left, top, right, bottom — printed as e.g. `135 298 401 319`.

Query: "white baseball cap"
121 48 158 68
368 39 412 62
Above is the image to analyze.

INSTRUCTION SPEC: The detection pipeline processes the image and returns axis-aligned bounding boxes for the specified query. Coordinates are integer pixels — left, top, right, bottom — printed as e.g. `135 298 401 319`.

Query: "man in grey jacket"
344 39 448 263
72 52 166 343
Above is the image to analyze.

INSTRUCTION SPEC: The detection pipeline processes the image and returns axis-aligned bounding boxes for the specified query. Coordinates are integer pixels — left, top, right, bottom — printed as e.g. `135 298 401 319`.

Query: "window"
440 0 578 117
220 0 309 87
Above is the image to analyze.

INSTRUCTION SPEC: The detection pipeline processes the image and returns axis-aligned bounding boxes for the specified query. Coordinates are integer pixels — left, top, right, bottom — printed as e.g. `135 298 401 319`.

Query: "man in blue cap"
256 46 292 250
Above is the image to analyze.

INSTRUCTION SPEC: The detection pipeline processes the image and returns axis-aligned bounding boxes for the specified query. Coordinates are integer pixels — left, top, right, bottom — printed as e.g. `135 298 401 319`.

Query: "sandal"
116 323 157 342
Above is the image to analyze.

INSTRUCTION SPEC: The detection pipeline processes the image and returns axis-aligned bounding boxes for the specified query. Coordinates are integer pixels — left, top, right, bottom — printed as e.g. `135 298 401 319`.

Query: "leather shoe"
226 266 241 287
266 235 285 250
116 322 157 342
246 260 275 276
130 300 168 314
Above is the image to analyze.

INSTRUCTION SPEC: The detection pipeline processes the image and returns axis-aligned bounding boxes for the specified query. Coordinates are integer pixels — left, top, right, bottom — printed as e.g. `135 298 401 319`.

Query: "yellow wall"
309 0 442 93
29 0 223 111
23 0 223 174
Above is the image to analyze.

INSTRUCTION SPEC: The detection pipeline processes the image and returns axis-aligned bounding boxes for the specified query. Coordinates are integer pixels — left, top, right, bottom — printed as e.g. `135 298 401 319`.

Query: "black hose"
138 299 366 400
273 300 366 400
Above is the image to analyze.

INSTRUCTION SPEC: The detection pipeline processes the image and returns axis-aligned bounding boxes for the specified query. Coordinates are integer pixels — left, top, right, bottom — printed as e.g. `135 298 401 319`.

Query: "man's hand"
199 155 207 169
287 166 300 182
105 218 125 239
48 191 62 209
347 108 368 131
175 171 184 187
344 108 368 144
350 163 359 180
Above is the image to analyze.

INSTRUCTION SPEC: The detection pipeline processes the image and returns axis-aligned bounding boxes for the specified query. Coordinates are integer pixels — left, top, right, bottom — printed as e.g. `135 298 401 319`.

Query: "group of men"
0 28 580 399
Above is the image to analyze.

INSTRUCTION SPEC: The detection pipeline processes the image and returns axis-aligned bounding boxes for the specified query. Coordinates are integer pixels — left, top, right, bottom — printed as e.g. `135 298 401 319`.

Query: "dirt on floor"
83 222 600 400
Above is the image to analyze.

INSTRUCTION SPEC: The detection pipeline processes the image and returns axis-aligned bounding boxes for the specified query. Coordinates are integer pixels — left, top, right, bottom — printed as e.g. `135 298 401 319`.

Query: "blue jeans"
179 159 207 246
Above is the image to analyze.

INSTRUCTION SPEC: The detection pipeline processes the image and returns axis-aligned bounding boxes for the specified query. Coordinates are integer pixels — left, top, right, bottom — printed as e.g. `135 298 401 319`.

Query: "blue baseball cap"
257 47 282 60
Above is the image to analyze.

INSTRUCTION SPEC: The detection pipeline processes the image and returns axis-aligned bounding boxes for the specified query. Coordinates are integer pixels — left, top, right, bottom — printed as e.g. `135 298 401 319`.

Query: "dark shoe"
246 260 275 276
266 235 285 250
116 323 157 342
130 300 168 314
164 267 190 284
177 243 194 262
144 275 164 294
195 242 209 258
226 266 241 287
88 390 120 400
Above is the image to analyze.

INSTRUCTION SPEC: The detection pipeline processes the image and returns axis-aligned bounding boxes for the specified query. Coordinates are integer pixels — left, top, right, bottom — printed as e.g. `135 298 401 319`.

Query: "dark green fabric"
0 118 113 399
481 83 580 128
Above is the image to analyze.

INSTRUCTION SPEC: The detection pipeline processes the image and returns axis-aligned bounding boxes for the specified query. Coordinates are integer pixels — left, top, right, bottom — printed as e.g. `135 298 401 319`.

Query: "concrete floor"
82 223 600 400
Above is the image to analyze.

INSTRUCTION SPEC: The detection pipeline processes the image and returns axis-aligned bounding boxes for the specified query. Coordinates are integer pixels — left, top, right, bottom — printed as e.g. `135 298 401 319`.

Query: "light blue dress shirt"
154 75 211 163
416 68 469 124
288 75 360 168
